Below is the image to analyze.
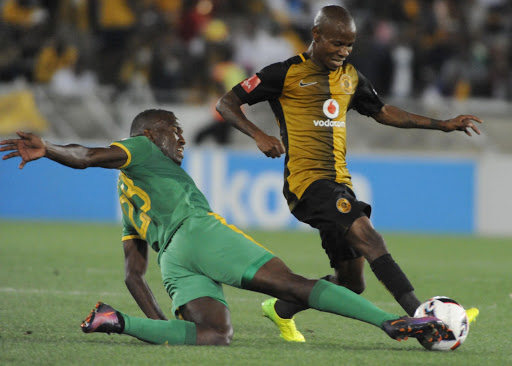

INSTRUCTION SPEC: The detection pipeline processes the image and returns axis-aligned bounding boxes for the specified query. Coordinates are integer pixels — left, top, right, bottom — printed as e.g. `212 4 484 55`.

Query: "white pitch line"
0 287 125 297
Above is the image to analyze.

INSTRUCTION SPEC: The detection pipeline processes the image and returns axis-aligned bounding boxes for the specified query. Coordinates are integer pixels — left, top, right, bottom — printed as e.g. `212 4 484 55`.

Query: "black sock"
116 311 126 333
275 299 308 319
370 254 419 315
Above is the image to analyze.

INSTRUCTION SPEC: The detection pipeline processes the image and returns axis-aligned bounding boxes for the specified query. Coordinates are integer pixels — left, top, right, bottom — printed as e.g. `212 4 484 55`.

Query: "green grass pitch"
1 220 511 366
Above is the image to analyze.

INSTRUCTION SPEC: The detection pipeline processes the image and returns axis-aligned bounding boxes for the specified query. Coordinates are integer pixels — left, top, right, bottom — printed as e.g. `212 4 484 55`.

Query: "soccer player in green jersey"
1 109 448 346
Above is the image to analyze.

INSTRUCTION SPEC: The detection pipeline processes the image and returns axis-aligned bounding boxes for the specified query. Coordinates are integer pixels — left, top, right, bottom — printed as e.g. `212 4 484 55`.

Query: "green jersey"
111 136 211 257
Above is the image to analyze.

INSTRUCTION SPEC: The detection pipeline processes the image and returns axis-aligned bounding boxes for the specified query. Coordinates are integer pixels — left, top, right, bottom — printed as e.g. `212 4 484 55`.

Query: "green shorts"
159 212 275 318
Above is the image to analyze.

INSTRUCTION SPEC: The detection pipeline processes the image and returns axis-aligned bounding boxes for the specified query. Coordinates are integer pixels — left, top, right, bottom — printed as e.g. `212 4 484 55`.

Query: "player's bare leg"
179 297 233 345
332 256 366 294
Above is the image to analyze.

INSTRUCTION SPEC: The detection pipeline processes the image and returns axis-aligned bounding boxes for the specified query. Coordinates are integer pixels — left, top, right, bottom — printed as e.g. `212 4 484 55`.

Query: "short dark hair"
314 5 354 30
130 109 176 137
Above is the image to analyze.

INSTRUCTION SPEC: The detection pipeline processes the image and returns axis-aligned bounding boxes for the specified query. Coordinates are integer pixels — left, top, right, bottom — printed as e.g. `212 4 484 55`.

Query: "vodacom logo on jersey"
313 99 346 128
323 99 339 118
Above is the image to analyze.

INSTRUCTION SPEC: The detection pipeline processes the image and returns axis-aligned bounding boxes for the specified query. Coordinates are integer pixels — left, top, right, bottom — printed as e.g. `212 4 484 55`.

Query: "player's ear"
312 26 321 42
143 129 155 143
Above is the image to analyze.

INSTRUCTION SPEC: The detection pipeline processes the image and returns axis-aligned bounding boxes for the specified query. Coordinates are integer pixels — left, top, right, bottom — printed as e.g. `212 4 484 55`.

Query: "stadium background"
0 0 511 236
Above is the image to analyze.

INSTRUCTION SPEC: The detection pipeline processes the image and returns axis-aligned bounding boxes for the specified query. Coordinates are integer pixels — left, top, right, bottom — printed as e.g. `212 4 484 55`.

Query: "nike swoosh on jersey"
299 80 318 87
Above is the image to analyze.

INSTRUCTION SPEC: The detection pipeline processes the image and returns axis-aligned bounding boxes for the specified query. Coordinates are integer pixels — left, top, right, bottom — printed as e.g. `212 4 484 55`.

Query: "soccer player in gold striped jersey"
217 5 481 342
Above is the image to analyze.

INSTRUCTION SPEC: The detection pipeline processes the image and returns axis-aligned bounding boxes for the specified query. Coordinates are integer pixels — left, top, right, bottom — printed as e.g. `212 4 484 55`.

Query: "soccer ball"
414 296 469 351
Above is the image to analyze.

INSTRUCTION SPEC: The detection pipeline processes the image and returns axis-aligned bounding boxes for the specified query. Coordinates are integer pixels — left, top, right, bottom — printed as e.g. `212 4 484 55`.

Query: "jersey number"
119 173 151 239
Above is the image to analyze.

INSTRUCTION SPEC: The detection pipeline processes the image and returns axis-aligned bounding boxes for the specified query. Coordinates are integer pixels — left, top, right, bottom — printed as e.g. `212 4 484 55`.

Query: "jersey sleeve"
110 136 152 170
232 61 289 105
349 71 384 117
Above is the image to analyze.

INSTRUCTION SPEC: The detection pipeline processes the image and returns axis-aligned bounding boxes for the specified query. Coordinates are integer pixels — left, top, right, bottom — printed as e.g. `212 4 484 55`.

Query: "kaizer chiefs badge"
340 74 353 93
336 198 352 213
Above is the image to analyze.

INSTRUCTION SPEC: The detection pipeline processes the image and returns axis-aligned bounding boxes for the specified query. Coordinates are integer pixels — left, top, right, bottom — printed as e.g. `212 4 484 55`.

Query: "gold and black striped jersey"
232 52 383 211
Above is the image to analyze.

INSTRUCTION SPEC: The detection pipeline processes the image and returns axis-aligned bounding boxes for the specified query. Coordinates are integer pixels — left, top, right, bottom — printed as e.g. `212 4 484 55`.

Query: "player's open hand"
0 131 46 169
442 115 482 136
253 130 285 158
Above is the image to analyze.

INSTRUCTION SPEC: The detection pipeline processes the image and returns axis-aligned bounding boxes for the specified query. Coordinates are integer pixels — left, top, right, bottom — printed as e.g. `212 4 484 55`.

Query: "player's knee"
332 273 366 295
346 281 366 294
199 326 233 346
349 228 387 260
211 333 233 346
336 277 366 294
214 328 233 346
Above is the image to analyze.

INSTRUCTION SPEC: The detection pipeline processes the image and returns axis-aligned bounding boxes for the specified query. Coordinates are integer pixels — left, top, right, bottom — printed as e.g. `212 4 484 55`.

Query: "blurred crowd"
0 0 511 104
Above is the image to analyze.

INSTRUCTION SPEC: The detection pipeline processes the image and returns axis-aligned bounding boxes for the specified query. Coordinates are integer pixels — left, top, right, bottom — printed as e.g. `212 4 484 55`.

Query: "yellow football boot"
262 298 305 342
466 308 479 324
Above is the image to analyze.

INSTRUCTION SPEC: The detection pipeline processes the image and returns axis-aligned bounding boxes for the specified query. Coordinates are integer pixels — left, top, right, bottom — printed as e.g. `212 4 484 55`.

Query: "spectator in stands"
0 28 24 82
178 0 212 43
92 0 137 85
149 31 187 100
1 0 48 31
33 35 78 84
1 0 52 81
118 37 153 90
348 18 394 97
55 0 95 68
50 56 98 97
194 45 247 145
232 17 295 75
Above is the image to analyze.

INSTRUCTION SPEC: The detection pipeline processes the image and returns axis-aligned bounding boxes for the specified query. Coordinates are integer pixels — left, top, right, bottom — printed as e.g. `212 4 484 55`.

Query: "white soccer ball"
414 296 469 351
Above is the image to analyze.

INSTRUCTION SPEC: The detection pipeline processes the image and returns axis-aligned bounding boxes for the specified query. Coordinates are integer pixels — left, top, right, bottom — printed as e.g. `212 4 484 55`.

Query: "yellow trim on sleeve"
110 142 132 168
299 53 306 62
122 234 142 241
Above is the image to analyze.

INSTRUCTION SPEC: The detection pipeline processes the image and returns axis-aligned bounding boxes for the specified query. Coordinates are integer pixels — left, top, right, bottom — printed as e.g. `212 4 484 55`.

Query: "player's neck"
305 44 328 72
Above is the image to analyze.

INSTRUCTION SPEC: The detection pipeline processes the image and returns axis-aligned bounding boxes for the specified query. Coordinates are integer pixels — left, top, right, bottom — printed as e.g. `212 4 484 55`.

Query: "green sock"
308 280 398 328
119 312 197 345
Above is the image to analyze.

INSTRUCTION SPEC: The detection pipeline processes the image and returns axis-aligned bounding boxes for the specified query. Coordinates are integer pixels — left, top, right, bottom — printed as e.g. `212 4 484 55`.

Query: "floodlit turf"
1 220 511 366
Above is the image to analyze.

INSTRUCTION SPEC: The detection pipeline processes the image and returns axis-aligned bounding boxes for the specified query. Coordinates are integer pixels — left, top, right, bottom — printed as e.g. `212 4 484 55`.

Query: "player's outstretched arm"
217 91 285 158
373 104 482 136
123 238 168 320
0 131 127 169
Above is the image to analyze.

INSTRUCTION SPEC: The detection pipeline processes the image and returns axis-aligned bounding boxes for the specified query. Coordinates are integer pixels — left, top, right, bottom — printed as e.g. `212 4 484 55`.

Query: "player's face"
312 21 356 71
150 115 186 165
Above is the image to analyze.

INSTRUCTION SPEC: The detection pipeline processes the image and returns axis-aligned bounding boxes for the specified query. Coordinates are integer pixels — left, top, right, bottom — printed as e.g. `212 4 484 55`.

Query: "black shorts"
291 179 372 267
